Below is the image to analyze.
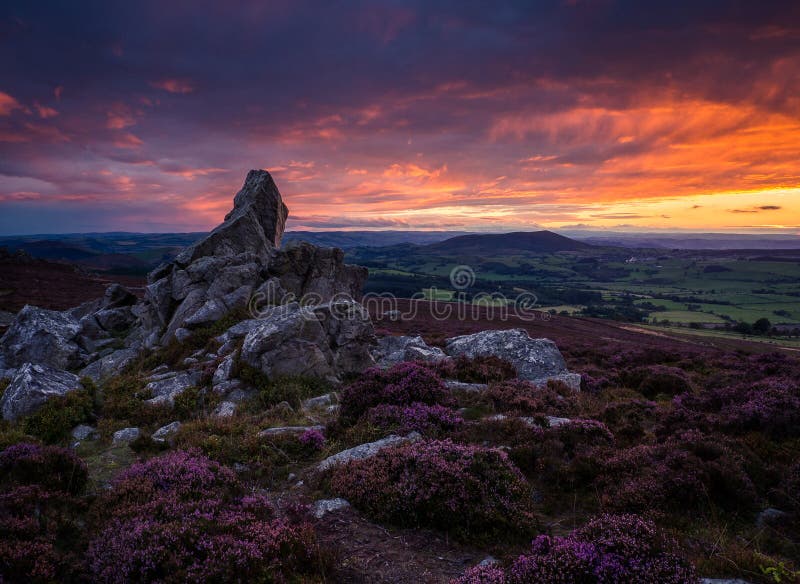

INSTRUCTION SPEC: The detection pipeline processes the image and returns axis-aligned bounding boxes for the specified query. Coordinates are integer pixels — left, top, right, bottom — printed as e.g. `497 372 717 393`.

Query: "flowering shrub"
454 515 698 583
620 365 693 398
665 377 800 440
365 402 463 435
485 379 579 417
598 398 657 444
0 443 88 582
330 439 536 542
0 442 88 494
339 362 451 424
87 494 319 583
597 430 758 513
506 420 613 487
299 427 326 450
453 564 507 583
432 354 517 384
88 450 323 583
508 514 698 583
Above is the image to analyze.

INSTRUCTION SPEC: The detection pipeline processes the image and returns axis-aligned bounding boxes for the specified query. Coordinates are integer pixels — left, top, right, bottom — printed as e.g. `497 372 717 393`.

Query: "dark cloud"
0 1 799 232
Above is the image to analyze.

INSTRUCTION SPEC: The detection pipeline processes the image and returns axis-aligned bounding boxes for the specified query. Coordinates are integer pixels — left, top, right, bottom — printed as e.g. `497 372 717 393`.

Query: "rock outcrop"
0 306 85 370
137 170 367 347
444 328 581 390
240 300 375 382
1 363 82 421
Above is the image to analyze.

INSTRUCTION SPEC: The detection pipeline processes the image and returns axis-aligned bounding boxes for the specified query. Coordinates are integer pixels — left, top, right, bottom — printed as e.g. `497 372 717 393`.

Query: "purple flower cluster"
366 402 464 434
299 427 326 450
0 443 88 582
330 439 536 542
666 376 800 440
454 515 698 583
87 450 321 583
0 442 88 494
486 378 579 417
339 362 451 424
597 430 757 513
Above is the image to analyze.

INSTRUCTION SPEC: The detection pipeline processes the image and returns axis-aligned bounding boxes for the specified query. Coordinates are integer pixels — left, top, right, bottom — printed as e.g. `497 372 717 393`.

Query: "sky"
1 1 800 235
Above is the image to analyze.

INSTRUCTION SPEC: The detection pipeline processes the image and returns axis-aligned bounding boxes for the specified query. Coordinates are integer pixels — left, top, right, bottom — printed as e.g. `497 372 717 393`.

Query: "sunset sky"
1 1 800 234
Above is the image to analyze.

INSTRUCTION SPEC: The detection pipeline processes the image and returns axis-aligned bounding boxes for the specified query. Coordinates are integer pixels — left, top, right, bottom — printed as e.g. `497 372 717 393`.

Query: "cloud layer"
1 0 799 233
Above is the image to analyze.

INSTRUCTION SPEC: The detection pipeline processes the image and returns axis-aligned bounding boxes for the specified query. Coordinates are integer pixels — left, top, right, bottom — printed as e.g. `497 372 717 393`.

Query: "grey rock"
212 380 244 396
145 371 201 405
312 498 350 519
317 432 422 472
112 427 140 445
445 329 580 388
478 556 499 567
80 348 138 383
241 301 375 381
373 335 445 367
212 353 236 386
152 421 181 443
213 401 237 418
71 424 98 441
270 240 367 301
302 392 338 410
444 380 489 393
258 424 324 438
1 305 85 369
312 300 376 374
241 303 335 379
546 416 572 427
756 507 788 528
1 363 82 420
177 170 288 265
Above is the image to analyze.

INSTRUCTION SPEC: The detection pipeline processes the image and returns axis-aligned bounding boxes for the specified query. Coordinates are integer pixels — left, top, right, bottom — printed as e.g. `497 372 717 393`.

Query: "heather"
338 362 452 424
365 402 464 434
329 439 537 542
0 444 88 582
432 354 517 384
87 450 324 582
454 514 698 583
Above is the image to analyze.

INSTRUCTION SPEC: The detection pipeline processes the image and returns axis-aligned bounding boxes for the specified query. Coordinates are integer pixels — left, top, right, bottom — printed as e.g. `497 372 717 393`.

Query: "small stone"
112 427 141 445
312 498 350 519
302 392 338 410
756 508 788 528
258 424 324 438
213 401 237 418
71 424 97 441
152 421 181 443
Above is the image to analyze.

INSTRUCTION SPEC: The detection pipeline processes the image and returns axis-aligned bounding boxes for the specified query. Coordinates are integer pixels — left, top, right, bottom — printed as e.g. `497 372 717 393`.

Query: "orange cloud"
0 91 21 116
113 132 144 148
150 78 195 94
34 103 58 119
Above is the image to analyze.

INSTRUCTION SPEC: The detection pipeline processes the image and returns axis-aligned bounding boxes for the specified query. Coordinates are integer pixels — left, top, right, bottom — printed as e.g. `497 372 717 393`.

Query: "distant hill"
283 230 472 249
424 231 592 254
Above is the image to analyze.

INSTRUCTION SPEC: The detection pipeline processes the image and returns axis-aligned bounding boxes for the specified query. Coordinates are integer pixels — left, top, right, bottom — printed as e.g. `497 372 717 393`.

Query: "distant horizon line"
0 228 799 239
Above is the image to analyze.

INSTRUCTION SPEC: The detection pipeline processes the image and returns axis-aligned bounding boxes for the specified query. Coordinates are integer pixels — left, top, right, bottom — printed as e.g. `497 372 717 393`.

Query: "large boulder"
1 363 82 420
0 306 85 370
138 170 369 346
241 300 375 382
445 328 581 390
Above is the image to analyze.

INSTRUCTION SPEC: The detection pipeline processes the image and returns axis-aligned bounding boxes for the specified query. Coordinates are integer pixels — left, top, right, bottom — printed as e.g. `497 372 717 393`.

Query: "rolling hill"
424 230 592 254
